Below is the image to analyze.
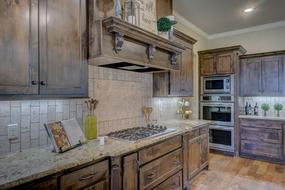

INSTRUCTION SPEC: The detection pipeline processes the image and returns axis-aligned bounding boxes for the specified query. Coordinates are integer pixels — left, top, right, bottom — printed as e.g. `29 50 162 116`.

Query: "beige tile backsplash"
0 66 181 155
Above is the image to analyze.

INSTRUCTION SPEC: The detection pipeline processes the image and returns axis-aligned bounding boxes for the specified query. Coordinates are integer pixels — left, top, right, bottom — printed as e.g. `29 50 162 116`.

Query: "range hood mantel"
88 16 186 72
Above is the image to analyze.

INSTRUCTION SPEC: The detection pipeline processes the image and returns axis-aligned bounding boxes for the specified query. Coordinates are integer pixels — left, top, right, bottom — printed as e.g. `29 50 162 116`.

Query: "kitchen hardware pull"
40 81 46 86
146 172 156 179
79 172 97 181
170 182 177 188
31 81 38 85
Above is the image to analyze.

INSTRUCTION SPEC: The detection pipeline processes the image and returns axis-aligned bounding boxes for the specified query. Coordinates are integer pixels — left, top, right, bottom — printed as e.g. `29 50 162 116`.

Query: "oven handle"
200 103 234 107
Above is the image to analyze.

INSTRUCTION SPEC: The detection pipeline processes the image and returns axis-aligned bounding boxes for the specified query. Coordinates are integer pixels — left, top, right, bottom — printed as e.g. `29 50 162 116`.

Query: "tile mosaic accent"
0 66 188 155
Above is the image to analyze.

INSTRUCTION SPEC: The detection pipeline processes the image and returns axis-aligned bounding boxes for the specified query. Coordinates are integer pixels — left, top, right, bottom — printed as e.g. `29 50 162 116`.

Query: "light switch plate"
8 123 20 141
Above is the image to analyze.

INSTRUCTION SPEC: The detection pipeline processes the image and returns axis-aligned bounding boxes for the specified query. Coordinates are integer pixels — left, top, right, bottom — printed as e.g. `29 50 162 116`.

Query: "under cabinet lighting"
244 8 254 13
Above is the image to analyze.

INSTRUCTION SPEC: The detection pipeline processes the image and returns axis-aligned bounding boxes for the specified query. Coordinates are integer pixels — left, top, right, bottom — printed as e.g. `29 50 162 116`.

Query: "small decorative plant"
157 17 172 32
274 103 283 117
261 104 270 117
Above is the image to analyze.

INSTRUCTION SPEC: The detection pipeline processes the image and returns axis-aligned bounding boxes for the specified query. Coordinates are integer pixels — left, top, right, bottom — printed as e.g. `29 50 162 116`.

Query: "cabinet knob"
40 81 46 86
31 81 38 85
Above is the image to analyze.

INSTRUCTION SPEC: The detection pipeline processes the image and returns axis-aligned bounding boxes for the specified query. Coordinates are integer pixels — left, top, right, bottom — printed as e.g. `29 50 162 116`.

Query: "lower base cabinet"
153 171 183 190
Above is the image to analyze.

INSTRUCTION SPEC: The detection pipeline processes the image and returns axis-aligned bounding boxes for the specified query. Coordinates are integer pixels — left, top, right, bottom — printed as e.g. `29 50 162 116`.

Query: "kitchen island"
0 120 209 190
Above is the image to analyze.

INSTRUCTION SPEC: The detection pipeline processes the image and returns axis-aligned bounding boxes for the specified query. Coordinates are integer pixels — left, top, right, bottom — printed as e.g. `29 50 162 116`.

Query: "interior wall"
207 25 285 54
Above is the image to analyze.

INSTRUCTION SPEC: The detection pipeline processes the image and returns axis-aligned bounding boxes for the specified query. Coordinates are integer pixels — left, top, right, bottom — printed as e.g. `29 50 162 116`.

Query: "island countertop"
0 119 209 190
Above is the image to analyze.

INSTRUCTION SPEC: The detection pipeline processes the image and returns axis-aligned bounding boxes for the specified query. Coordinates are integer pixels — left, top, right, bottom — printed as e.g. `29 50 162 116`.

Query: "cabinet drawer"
199 126 209 135
60 160 109 190
82 179 109 190
241 140 283 159
153 171 183 190
240 119 283 130
188 129 199 139
241 126 282 144
139 136 182 165
140 149 182 190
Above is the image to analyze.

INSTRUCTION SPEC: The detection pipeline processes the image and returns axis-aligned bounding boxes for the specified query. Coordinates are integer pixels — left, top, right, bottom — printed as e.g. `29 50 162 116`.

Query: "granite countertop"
0 119 209 189
238 115 285 121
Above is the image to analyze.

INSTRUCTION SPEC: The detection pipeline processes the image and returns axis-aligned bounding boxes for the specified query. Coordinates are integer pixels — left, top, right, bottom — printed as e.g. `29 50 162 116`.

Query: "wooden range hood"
88 16 186 72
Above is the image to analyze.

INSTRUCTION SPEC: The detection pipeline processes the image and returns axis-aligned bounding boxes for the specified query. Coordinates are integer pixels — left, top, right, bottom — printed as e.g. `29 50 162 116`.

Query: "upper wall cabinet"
199 46 246 76
240 51 285 96
0 0 88 99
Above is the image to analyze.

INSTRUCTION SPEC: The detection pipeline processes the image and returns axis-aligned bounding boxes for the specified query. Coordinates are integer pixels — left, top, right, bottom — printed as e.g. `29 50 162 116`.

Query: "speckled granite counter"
0 119 209 189
239 115 285 121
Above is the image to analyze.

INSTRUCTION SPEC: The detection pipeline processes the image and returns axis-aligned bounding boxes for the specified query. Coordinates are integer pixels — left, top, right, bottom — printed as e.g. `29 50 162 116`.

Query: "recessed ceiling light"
244 8 254 13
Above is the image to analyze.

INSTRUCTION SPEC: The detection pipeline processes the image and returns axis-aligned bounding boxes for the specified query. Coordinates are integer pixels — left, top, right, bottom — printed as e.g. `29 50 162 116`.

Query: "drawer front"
82 180 109 190
61 160 109 190
188 129 199 139
241 126 282 144
140 149 183 190
139 136 182 165
199 126 209 135
241 140 283 159
153 171 183 190
240 119 283 130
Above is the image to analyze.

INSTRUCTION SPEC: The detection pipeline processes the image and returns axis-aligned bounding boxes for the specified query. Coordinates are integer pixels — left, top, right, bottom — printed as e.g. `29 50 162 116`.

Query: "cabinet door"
123 153 138 190
200 54 216 76
153 72 169 97
200 134 209 168
261 56 283 96
240 58 262 96
216 52 234 74
188 137 201 179
0 0 38 96
39 0 88 96
170 46 193 96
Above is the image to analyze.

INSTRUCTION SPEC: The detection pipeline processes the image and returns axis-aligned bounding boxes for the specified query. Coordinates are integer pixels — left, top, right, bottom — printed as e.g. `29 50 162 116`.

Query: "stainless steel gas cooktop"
107 125 176 142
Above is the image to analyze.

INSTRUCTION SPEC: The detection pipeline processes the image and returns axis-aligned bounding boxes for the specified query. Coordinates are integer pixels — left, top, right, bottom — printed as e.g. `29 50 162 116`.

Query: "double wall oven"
200 75 235 153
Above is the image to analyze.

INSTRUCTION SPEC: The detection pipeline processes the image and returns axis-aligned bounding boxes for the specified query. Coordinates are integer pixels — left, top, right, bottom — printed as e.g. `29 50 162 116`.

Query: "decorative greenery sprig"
157 17 172 32
261 104 270 112
274 103 283 111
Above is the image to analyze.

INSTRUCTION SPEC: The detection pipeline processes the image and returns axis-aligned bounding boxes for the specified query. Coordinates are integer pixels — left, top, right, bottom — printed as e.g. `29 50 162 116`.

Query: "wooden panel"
123 153 138 190
153 171 182 190
187 137 201 179
240 139 283 159
240 126 282 144
0 0 38 95
261 56 283 96
156 0 173 19
200 54 216 76
39 0 88 96
153 72 169 97
188 129 200 140
139 136 182 165
216 52 234 74
140 149 182 190
13 177 57 190
111 157 122 190
60 160 109 190
199 126 209 135
239 58 261 96
83 180 109 190
200 134 209 168
239 119 283 130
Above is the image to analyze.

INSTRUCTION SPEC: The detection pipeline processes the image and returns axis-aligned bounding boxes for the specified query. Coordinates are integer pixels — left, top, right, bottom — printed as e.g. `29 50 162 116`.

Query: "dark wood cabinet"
123 153 138 190
0 0 38 96
240 53 285 96
153 171 183 190
39 0 88 96
0 0 88 98
239 118 285 163
11 177 57 190
199 46 246 76
183 126 209 189
153 29 196 97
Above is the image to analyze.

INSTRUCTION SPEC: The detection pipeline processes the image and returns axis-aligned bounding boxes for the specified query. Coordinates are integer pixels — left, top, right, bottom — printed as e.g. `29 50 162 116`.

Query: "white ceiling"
174 0 285 35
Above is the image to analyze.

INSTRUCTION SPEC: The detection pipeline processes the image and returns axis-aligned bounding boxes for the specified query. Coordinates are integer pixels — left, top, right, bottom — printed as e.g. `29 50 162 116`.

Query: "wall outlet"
8 123 20 141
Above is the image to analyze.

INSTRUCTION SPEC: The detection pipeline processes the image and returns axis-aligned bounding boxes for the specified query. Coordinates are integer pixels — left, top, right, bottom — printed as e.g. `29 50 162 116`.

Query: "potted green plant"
157 17 175 39
274 103 283 117
261 104 270 117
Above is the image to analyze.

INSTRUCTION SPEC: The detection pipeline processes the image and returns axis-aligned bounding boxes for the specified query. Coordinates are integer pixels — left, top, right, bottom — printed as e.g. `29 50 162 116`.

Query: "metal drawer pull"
146 172 156 179
170 182 177 188
79 172 97 181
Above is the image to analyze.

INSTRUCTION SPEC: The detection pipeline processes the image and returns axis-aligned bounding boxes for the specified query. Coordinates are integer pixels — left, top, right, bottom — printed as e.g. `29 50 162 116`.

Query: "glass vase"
84 115 97 140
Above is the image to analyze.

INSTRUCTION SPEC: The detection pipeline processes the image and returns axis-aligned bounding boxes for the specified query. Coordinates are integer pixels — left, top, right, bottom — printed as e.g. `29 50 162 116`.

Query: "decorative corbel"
114 32 124 53
147 45 156 61
170 53 178 65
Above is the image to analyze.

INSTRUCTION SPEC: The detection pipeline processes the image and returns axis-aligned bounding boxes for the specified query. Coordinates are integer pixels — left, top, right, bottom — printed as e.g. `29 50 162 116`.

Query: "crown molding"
173 11 285 40
173 11 208 38
208 20 285 39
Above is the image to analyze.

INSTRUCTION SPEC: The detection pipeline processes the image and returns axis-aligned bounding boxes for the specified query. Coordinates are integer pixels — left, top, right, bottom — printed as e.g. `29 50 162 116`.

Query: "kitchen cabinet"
153 29 197 97
199 46 246 76
12 177 57 190
123 153 138 190
240 53 285 96
153 171 183 190
183 126 209 189
239 118 285 163
0 0 88 98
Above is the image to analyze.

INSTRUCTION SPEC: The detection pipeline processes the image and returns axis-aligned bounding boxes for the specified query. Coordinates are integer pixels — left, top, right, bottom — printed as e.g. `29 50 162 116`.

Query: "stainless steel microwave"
201 75 234 94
